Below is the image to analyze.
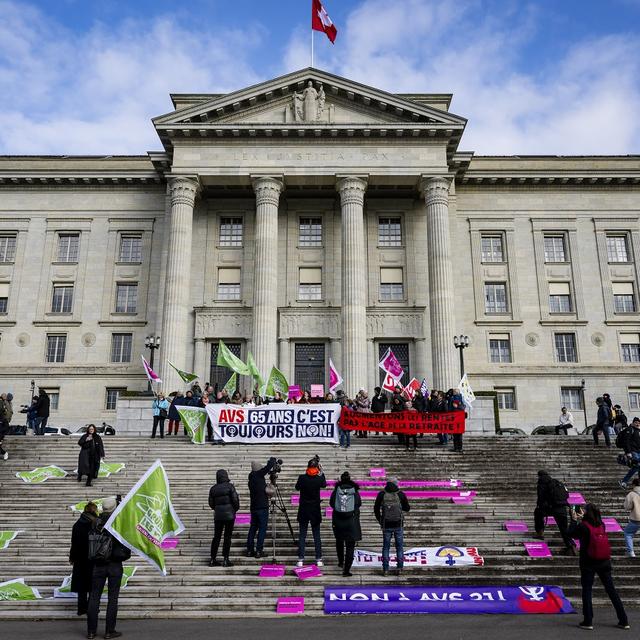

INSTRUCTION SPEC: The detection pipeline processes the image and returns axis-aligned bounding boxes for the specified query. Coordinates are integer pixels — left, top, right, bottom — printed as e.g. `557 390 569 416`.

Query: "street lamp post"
30 379 35 400
581 378 588 432
145 335 161 392
453 335 470 378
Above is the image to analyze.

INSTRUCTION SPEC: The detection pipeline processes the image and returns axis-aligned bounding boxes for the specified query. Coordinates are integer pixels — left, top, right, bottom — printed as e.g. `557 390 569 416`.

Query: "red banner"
339 408 465 434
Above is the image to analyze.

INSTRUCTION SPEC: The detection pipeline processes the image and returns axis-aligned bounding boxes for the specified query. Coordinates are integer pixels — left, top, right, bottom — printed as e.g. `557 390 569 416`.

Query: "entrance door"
210 342 241 392
378 342 410 386
294 343 325 391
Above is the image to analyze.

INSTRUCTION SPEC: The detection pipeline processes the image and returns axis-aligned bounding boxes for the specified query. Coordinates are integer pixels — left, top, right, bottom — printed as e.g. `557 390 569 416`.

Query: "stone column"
414 338 429 384
252 177 283 376
337 176 368 397
159 176 199 392
367 338 376 394
278 338 291 381
193 338 207 383
420 177 457 391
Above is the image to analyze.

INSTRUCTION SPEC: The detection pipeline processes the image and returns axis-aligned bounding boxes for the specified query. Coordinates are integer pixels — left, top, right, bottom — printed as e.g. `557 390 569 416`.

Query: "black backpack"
381 491 403 524
616 427 631 450
549 479 569 506
88 521 113 563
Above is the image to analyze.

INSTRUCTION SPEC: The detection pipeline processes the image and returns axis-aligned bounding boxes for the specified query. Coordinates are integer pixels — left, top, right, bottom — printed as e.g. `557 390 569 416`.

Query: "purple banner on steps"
324 585 574 615
325 479 463 488
291 489 475 506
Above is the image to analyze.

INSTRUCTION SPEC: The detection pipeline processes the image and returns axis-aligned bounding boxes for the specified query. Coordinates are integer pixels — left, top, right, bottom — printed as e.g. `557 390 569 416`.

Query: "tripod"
269 478 297 563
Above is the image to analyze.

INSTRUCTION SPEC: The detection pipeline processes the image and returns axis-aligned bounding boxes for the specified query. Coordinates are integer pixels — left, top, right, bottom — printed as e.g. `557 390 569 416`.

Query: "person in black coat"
533 470 576 553
34 388 50 435
167 392 184 436
371 387 387 413
329 472 362 577
374 477 411 576
295 457 327 566
77 425 105 487
246 457 277 558
208 469 240 567
69 502 98 615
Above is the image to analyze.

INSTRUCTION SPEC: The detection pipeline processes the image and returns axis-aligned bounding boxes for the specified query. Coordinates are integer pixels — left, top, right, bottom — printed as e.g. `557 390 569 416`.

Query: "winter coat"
69 511 96 593
622 427 640 455
36 393 50 418
374 481 410 529
390 393 407 412
412 394 427 412
329 480 362 542
152 398 170 417
0 398 13 423
93 513 132 566
77 433 105 479
295 472 327 526
568 520 612 570
354 395 371 412
624 487 640 522
208 470 240 522
168 395 185 421
536 472 567 511
371 394 387 413
248 458 276 511
597 403 612 428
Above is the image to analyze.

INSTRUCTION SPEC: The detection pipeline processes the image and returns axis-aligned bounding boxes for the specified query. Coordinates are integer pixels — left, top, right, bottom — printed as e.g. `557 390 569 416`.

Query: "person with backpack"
69 501 98 616
533 470 576 555
329 471 362 577
87 496 131 640
593 397 612 447
618 417 640 489
623 477 640 557
613 405 628 433
374 476 410 576
295 457 327 567
208 469 240 567
569 503 629 630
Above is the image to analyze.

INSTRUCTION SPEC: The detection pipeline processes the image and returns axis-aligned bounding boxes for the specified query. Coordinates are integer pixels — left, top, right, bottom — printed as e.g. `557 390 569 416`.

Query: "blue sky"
1 0 639 154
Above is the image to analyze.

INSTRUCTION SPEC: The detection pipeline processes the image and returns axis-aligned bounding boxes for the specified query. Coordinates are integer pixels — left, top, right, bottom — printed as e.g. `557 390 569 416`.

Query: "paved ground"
5 611 639 640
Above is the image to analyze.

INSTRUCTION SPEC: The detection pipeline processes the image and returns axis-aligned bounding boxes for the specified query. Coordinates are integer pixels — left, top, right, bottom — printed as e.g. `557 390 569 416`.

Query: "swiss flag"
312 0 338 43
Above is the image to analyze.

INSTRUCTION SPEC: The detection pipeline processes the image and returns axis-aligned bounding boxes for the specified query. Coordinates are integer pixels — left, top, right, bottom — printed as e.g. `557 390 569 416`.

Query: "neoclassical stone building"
1 68 639 430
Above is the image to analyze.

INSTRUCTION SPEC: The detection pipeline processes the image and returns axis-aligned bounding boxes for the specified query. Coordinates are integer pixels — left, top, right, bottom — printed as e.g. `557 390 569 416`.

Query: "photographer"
246 457 278 558
295 456 327 567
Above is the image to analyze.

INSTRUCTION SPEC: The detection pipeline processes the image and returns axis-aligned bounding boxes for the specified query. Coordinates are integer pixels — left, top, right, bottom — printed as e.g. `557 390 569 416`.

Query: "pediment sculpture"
286 81 334 123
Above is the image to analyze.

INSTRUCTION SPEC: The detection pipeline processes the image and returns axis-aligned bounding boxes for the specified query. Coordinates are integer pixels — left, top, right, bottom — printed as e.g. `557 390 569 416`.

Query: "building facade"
0 68 639 430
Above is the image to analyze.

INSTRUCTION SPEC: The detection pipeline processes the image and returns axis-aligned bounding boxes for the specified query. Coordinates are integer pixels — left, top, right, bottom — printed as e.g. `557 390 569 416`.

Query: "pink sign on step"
235 513 251 525
325 479 463 488
277 597 305 614
325 507 333 518
291 494 300 506
259 565 286 578
294 564 323 580
568 492 586 505
524 541 552 557
602 517 622 533
160 537 179 550
504 521 528 533
370 468 386 478
452 496 474 505
310 384 324 398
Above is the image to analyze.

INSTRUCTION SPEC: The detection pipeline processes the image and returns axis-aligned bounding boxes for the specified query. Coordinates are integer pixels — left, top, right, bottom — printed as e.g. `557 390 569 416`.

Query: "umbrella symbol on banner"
435 546 464 566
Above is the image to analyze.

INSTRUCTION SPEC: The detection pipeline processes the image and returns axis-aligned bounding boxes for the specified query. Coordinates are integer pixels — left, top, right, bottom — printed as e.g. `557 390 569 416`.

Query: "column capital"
167 175 200 207
252 176 283 206
336 176 368 205
419 176 451 206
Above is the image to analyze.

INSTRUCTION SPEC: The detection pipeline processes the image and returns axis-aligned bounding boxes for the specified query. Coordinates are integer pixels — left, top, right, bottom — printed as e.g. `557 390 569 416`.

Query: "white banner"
352 546 484 568
206 403 340 444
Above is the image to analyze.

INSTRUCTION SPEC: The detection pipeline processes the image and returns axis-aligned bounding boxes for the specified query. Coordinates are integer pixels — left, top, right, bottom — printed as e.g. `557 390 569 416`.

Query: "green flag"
98 462 126 478
247 352 264 389
16 465 67 484
265 365 289 398
0 578 41 601
216 340 250 376
222 372 237 395
54 566 137 598
0 531 21 550
105 460 184 575
168 361 199 384
177 406 207 445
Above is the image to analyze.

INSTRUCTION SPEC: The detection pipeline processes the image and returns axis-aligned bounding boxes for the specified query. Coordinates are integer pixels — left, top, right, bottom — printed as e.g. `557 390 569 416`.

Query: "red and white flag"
378 347 404 381
402 378 422 401
329 358 343 392
382 372 399 394
312 0 338 43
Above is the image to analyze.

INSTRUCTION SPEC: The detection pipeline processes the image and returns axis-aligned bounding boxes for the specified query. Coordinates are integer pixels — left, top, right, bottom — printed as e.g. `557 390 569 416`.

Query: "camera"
272 458 283 474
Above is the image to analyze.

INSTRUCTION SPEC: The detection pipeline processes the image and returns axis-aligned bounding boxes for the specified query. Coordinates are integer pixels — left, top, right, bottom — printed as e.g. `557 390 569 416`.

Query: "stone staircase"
0 434 637 618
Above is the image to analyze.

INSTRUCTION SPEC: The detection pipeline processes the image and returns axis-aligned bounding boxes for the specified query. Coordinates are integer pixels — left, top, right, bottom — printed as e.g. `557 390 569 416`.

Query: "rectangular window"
544 235 567 263
380 267 404 301
554 332 578 362
115 283 138 313
105 387 126 411
46 334 66 363
489 334 512 363
620 333 640 363
378 217 402 247
607 235 630 263
51 285 74 313
110 333 132 363
561 387 583 411
210 342 241 390
0 235 17 262
495 387 516 410
298 267 322 300
217 267 241 300
613 282 636 313
484 283 508 314
549 282 572 313
42 388 60 411
481 235 504 263
219 217 243 247
299 217 322 247
629 389 640 410
57 233 80 262
0 282 9 314
0 298 6 313
119 235 142 262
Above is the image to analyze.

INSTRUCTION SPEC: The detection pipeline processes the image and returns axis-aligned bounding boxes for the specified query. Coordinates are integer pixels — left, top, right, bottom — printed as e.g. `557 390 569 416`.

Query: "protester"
390 386 407 447
623 478 640 558
371 387 387 413
77 425 105 487
167 391 184 436
299 390 311 404
533 470 576 554
208 469 239 567
618 417 640 489
354 389 371 438
25 395 39 432
449 389 465 453
569 503 629 630
246 457 277 558
335 391 351 449
34 388 50 435
324 392 335 402
0 392 11 460
556 406 574 435
231 391 243 405
69 502 98 616
87 496 131 640
614 405 628 433
430 390 449 446
374 476 410 577
295 457 327 567
329 471 362 577
593 397 612 447
151 393 169 439
191 382 202 398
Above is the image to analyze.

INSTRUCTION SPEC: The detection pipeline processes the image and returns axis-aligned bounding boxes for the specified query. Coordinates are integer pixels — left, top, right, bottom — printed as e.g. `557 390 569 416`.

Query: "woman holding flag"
151 393 170 439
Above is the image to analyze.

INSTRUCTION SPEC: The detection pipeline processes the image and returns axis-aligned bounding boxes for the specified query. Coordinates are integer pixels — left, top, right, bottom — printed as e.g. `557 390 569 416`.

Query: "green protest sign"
16 465 67 484
105 460 184 575
0 578 41 601
54 566 137 598
216 340 250 376
247 352 264 389
177 406 207 445
99 462 126 478
222 372 237 395
265 365 289 398
0 531 21 550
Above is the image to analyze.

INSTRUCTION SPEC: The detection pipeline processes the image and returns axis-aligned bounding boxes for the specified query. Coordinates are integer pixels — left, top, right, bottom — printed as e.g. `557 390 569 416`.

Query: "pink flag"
379 347 404 381
382 372 399 393
141 354 162 384
329 358 343 392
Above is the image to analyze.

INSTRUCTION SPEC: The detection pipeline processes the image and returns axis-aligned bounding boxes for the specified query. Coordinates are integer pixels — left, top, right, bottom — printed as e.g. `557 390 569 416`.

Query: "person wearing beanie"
329 471 362 576
246 457 277 558
208 469 240 567
295 458 327 567
374 476 410 576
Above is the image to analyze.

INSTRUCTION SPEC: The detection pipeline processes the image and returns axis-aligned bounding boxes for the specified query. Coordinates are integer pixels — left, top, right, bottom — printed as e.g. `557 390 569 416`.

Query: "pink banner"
294 564 322 580
379 347 404 380
602 517 622 533
524 541 552 557
259 565 286 578
504 521 528 532
277 597 304 614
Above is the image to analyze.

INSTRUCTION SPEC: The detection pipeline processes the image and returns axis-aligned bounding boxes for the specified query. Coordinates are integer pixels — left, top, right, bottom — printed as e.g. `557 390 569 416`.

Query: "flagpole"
311 29 314 67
